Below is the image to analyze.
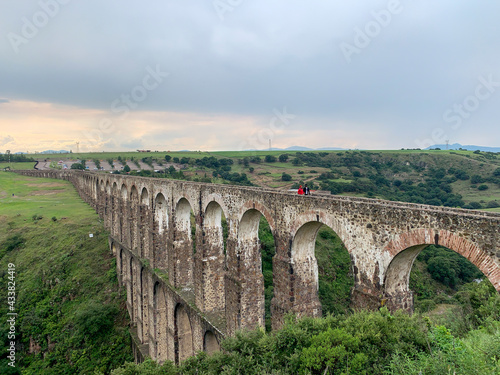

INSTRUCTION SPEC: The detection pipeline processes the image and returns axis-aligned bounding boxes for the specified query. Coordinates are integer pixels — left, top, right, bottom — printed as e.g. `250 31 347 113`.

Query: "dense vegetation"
0 154 35 163
111 280 500 374
0 172 132 374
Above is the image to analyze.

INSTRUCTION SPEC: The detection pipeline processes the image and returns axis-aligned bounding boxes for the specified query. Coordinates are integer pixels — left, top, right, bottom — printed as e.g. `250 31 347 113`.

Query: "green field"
0 172 93 219
0 162 36 170
0 171 132 374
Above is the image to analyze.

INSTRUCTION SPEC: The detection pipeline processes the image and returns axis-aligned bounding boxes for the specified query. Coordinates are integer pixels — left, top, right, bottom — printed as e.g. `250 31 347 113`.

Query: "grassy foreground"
0 171 132 374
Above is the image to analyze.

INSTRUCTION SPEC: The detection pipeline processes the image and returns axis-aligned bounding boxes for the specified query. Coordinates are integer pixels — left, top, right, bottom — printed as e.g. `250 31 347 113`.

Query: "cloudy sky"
1 1 499 153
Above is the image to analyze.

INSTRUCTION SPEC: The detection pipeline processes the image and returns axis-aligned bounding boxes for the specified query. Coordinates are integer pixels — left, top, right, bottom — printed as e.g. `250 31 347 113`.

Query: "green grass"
0 171 133 374
484 207 500 212
451 180 500 203
0 172 92 220
0 162 36 170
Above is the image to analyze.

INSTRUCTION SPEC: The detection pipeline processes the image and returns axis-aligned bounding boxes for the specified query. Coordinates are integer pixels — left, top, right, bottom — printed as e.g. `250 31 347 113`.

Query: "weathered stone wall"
14 170 500 362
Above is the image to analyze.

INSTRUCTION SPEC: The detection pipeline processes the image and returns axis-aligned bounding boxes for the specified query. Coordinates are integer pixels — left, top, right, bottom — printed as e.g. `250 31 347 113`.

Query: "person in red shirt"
298 185 304 195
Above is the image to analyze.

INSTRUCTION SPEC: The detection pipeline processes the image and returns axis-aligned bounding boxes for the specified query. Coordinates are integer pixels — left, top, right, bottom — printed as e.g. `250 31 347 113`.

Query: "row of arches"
88 175 498 327
115 244 220 363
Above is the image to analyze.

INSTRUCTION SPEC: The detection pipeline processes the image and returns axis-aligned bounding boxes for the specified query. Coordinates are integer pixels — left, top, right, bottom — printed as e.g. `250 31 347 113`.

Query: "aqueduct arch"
153 282 168 362
203 331 219 354
236 209 267 329
140 187 150 259
171 198 195 288
383 229 500 310
174 303 194 364
128 257 136 323
154 193 168 270
130 186 139 251
196 201 226 314
290 221 323 318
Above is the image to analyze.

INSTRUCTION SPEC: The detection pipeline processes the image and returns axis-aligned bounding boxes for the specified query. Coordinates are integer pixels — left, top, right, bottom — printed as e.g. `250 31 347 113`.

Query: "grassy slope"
0 162 36 170
0 172 132 374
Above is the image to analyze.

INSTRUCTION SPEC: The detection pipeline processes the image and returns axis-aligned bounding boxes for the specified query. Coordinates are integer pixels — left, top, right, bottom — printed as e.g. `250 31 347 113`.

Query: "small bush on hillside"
74 302 119 338
2 234 25 252
31 214 43 222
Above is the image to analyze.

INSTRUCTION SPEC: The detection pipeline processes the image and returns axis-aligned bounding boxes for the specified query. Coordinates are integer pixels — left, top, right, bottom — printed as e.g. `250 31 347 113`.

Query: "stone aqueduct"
16 170 500 363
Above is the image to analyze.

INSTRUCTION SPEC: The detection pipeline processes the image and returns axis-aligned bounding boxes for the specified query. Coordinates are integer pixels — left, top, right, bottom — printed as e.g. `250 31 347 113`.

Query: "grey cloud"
1 1 499 148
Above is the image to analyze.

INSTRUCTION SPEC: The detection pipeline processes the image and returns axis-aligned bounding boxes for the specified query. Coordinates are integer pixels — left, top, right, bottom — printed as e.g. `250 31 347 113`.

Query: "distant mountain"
40 150 71 154
284 146 314 151
426 143 500 153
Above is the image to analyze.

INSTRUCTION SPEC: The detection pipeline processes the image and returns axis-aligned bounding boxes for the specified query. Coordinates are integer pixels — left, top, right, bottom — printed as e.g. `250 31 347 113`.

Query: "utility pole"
6 150 11 168
445 140 449 150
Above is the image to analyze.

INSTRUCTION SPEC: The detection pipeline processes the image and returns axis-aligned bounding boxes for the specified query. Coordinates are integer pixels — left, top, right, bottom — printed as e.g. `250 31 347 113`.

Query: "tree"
123 165 131 173
265 155 277 163
470 175 484 184
71 163 85 170
487 201 500 208
281 172 292 181
165 155 171 162
478 184 489 191
278 154 289 163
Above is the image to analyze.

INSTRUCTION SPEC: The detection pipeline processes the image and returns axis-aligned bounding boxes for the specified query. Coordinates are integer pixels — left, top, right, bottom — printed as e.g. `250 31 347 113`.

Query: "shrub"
281 173 292 181
32 214 43 222
470 175 484 184
478 184 489 190
278 154 289 162
70 163 85 170
415 299 436 313
2 234 25 252
74 302 118 338
465 201 483 209
487 201 500 208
